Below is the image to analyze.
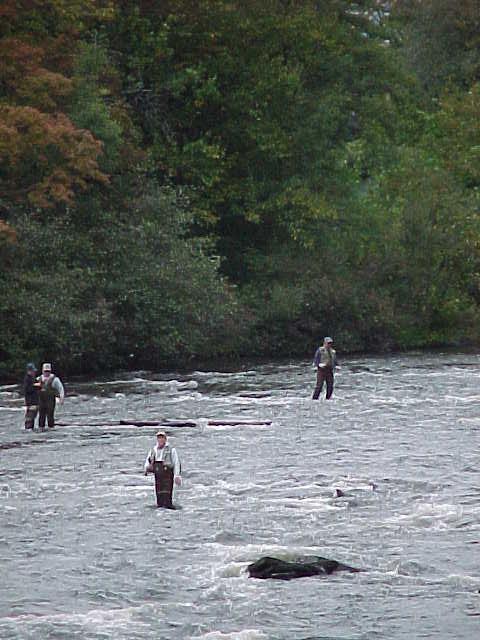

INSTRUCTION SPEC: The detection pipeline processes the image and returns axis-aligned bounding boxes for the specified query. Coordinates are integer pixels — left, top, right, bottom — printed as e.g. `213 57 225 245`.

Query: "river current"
1 352 479 639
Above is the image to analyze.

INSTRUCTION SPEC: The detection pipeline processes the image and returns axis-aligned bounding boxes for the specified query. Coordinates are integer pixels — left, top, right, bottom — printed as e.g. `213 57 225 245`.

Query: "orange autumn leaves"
0 17 108 222
0 106 107 208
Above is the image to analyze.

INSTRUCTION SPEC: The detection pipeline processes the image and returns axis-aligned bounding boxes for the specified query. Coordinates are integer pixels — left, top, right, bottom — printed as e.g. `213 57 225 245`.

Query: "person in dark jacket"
23 362 39 429
144 431 182 508
312 336 337 400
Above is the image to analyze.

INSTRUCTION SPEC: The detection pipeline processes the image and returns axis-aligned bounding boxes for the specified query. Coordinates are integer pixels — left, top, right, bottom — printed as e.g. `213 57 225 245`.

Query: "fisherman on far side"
312 336 337 400
23 363 39 429
144 431 182 509
37 363 65 430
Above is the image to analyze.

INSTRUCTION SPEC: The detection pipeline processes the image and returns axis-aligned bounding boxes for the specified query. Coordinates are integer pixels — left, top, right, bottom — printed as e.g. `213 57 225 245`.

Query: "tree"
392 0 480 92
108 0 422 282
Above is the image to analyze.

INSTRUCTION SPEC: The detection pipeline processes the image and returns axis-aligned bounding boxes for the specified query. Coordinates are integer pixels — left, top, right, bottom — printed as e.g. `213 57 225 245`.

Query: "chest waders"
153 446 174 508
312 365 334 400
24 376 39 429
39 377 57 430
25 406 38 430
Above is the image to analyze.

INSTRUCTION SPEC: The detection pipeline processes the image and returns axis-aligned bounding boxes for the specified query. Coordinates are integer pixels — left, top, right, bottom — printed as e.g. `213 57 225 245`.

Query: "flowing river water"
1 351 479 639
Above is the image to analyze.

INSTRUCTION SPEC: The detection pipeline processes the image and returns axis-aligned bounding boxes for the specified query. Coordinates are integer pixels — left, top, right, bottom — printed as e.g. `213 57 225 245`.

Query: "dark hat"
26 362 37 371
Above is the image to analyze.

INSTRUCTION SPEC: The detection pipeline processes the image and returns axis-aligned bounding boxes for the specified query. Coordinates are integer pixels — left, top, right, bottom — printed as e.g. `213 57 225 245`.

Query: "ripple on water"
2 352 480 639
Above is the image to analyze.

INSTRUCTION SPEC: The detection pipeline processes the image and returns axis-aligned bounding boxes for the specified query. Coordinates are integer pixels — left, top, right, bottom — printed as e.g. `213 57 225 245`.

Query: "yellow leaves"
244 209 261 223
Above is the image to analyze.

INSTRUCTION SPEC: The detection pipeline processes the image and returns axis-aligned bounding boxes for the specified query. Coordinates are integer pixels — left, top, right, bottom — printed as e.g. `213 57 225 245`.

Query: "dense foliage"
1 0 479 378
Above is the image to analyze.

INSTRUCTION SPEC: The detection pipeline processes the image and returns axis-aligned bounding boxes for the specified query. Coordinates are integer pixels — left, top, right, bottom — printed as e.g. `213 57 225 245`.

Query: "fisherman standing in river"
37 363 65 430
144 431 182 509
23 363 39 429
312 336 337 400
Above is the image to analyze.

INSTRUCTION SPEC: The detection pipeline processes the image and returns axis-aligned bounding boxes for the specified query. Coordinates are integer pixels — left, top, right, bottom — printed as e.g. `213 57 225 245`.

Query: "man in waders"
312 336 337 400
23 363 39 429
37 363 65 430
144 431 182 508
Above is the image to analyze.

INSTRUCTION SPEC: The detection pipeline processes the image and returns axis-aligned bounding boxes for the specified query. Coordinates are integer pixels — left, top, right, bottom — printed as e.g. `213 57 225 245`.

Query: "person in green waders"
312 336 337 400
37 363 65 430
144 431 182 508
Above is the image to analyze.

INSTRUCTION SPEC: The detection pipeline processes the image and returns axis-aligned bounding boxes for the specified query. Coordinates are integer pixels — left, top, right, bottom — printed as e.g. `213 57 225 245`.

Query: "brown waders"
153 462 174 508
39 393 56 430
312 366 334 400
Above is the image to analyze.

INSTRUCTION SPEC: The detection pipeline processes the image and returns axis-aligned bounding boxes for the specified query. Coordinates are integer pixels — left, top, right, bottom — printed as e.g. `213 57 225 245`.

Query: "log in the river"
55 420 197 428
207 420 272 426
51 419 271 428
119 420 197 427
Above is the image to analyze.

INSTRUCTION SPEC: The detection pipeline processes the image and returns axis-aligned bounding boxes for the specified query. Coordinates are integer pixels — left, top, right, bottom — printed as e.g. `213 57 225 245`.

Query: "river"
1 352 479 639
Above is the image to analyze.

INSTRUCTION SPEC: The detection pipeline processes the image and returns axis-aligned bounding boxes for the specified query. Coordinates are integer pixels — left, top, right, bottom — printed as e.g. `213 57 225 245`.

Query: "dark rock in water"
333 488 345 498
247 556 361 580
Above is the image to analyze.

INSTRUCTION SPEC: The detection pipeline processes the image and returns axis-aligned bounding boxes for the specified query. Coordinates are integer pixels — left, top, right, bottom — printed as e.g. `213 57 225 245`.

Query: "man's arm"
144 449 154 474
172 448 182 485
53 378 65 402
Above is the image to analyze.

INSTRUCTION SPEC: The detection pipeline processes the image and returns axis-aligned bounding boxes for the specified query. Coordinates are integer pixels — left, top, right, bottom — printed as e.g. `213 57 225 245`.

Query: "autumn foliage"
0 106 107 208
2 1 480 378
0 2 109 213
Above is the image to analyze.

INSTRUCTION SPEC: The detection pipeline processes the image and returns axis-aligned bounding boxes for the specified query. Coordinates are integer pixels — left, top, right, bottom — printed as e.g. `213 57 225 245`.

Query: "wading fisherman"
37 363 65 430
312 336 337 400
144 431 182 509
23 362 39 429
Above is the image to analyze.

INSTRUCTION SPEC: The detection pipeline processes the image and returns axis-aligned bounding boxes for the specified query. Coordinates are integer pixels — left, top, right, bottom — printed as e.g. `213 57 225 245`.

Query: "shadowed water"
1 352 479 639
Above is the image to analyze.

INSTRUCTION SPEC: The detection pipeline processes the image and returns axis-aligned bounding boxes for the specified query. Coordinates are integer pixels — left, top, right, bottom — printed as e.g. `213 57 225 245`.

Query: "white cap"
42 363 52 372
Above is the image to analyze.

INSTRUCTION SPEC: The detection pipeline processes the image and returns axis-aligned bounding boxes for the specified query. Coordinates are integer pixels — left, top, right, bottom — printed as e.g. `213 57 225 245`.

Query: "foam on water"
2 351 480 639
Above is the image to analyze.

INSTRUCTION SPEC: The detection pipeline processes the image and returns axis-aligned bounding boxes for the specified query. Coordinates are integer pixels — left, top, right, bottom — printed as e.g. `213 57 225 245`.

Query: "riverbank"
2 342 479 388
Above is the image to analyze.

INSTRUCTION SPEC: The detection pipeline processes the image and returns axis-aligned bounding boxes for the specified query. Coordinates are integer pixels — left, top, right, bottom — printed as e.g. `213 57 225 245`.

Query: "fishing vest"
39 375 57 398
318 347 336 368
153 444 174 469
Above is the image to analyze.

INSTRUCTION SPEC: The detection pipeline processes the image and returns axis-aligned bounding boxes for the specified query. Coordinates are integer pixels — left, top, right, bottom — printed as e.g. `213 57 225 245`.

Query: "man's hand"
174 476 182 486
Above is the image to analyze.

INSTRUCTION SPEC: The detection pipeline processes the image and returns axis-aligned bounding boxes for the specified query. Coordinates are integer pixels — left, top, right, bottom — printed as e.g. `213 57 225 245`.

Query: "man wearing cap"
312 337 337 400
23 363 39 429
37 363 65 431
144 431 182 508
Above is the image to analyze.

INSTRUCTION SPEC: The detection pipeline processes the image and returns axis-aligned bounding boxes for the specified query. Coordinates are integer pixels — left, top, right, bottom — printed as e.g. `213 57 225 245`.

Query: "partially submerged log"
207 420 272 426
45 418 271 428
55 419 197 428
247 556 361 580
119 420 163 427
238 392 271 398
56 421 120 427
119 420 197 427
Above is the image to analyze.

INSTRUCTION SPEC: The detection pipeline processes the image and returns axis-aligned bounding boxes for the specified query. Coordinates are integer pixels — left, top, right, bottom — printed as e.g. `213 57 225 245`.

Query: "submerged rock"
247 555 361 580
